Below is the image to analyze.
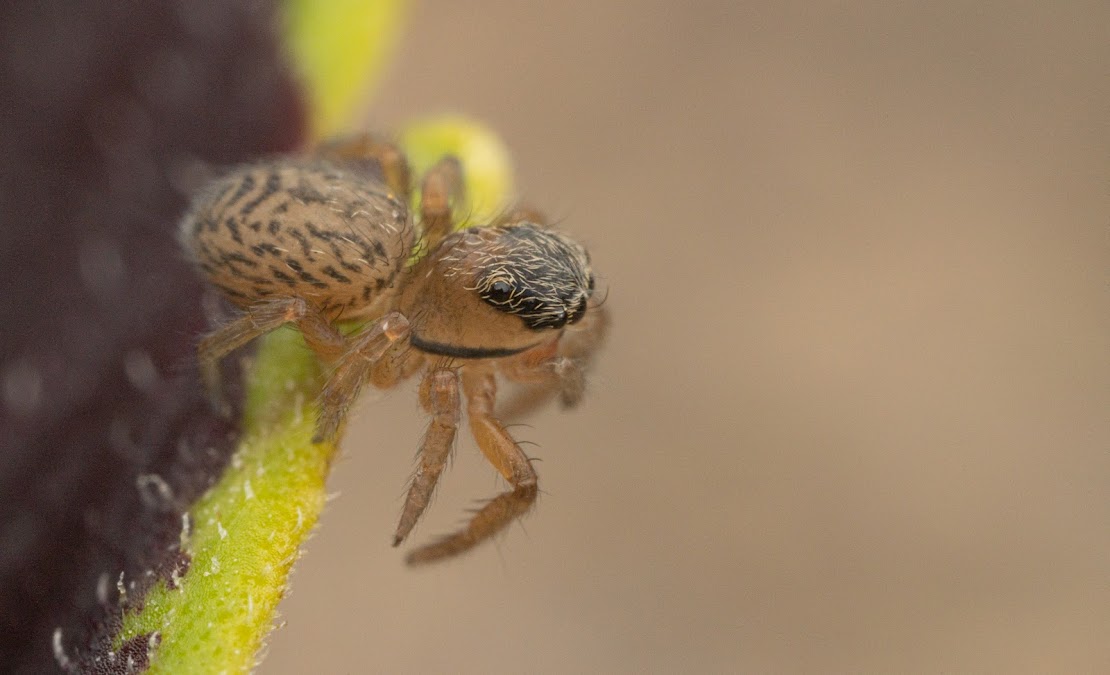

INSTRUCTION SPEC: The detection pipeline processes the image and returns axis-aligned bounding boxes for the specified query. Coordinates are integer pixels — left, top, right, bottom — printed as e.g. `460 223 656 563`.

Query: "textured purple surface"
0 1 305 671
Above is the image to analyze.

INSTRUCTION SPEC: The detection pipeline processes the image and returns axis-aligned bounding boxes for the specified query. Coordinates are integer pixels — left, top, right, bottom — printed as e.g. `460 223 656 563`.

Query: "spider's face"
400 223 595 358
473 225 593 330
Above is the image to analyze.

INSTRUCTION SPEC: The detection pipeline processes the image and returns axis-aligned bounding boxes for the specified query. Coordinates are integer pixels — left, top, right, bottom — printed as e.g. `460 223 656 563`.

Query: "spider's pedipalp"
496 304 609 420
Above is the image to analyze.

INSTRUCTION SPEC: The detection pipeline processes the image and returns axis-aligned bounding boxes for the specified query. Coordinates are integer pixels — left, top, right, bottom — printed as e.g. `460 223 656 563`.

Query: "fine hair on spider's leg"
198 296 347 410
405 487 538 566
314 311 411 443
393 368 460 546
405 369 538 565
369 338 422 390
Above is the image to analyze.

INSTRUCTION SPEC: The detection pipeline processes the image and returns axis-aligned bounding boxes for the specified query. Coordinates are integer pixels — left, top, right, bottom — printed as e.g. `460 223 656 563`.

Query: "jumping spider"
180 134 607 564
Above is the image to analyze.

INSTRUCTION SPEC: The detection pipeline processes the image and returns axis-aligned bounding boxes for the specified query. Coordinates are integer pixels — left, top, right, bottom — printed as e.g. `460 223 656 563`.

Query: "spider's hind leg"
198 296 347 414
418 156 465 252
317 133 412 200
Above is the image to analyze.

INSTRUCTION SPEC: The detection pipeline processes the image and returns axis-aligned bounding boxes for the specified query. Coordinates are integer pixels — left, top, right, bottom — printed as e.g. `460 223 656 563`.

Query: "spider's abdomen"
180 160 413 318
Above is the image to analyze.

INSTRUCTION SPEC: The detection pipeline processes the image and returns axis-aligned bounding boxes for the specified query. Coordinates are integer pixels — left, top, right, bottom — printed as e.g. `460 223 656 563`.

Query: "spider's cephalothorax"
397 224 595 360
180 134 607 565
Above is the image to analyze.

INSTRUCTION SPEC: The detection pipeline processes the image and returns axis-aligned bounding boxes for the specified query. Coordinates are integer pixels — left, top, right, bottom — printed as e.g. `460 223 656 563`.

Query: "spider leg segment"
369 338 423 390
419 156 464 251
393 368 460 546
314 311 411 443
198 296 347 411
406 369 538 565
406 488 538 566
316 133 412 199
464 370 538 488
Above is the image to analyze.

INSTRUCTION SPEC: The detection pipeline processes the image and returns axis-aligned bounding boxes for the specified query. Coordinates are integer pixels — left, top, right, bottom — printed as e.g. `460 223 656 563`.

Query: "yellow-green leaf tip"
400 115 515 227
283 0 410 139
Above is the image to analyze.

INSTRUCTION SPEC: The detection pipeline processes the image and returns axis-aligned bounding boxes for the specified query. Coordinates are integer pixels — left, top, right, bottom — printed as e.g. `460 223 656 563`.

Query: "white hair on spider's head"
447 223 594 330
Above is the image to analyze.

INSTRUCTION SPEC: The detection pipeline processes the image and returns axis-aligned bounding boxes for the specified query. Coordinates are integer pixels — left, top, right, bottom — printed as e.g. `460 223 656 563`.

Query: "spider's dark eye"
587 274 595 293
488 280 513 302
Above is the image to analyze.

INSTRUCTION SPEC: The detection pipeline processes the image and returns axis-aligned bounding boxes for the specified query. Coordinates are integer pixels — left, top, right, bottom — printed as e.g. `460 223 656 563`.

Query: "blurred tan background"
265 2 1109 672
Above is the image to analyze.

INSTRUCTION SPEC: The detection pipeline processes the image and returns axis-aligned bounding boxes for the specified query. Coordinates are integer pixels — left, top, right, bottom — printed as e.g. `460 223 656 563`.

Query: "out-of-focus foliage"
284 0 409 139
401 116 514 226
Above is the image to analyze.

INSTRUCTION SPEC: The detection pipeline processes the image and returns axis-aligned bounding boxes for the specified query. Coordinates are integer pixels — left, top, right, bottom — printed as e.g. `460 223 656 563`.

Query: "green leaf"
119 328 334 674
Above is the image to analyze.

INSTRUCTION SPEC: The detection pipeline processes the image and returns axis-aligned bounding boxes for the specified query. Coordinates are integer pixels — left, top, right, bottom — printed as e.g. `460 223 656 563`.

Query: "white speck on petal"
52 628 72 670
136 473 174 510
123 349 159 391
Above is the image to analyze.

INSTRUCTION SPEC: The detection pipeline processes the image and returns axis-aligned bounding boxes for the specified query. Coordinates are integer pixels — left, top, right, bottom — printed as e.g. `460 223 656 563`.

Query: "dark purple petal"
0 1 305 671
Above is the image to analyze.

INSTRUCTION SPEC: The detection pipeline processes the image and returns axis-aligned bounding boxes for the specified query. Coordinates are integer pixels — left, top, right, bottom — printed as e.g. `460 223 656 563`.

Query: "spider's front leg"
405 369 538 565
314 312 410 443
393 367 460 546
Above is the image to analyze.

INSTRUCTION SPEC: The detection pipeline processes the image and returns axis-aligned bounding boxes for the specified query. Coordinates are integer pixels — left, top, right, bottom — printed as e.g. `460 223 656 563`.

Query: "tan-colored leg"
419 156 464 251
498 304 610 419
405 369 538 565
314 312 410 442
316 133 412 199
369 339 423 390
393 368 460 546
198 296 347 408
465 370 537 486
406 489 538 566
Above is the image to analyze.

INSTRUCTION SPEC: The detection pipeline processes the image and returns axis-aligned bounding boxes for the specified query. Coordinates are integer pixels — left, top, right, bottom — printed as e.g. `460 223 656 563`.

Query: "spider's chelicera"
179 134 607 565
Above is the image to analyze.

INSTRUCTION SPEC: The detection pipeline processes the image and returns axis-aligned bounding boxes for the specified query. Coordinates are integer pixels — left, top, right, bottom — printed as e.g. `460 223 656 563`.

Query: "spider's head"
400 223 595 358
472 225 593 330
